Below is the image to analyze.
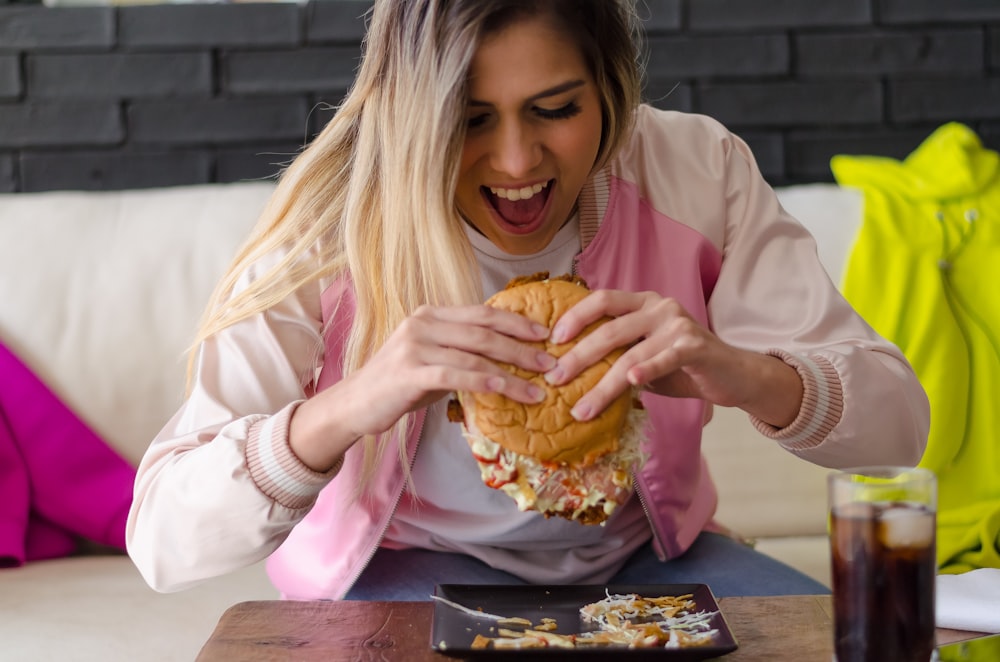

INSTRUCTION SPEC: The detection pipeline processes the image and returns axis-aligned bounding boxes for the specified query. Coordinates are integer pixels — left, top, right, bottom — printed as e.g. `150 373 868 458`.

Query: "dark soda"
830 501 936 662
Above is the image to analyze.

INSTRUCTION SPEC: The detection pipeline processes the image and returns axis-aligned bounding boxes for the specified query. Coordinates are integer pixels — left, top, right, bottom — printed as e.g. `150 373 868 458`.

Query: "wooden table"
197 595 985 661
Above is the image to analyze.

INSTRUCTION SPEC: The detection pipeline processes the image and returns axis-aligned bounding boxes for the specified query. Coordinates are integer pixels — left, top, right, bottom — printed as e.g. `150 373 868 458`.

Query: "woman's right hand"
288 303 555 471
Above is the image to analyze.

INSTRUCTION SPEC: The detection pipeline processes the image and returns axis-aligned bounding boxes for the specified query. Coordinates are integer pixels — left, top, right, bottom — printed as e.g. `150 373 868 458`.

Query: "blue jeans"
344 532 829 600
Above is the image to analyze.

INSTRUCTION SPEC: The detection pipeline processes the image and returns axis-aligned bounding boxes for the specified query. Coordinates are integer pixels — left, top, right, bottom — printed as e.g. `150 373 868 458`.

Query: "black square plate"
430 583 738 659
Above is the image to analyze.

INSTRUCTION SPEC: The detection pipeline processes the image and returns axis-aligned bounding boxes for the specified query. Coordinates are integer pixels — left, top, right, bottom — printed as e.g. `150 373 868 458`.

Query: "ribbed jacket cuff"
750 349 844 450
246 401 342 510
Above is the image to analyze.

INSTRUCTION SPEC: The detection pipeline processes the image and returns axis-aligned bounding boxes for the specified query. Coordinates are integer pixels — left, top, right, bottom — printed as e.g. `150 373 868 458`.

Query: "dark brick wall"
0 0 998 192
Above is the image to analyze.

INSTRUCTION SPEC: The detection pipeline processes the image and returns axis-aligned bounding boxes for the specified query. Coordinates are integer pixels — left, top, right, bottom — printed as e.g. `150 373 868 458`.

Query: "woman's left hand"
543 288 803 428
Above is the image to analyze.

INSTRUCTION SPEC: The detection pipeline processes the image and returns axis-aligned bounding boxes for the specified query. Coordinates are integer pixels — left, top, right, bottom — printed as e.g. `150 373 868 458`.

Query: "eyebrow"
468 79 587 107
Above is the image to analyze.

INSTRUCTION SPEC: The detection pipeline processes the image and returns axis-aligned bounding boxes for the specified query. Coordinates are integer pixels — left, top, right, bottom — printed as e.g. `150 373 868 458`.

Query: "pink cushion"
0 341 135 566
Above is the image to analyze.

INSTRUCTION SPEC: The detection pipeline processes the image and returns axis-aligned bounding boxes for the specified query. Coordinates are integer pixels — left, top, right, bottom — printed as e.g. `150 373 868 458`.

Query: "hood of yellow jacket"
831 122 999 199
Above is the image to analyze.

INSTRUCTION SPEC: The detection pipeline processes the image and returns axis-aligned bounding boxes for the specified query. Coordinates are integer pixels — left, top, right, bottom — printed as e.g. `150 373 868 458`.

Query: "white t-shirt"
382 217 650 584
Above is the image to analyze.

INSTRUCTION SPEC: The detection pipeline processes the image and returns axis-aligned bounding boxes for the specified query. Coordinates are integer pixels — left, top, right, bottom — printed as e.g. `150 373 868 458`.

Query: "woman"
127 0 928 599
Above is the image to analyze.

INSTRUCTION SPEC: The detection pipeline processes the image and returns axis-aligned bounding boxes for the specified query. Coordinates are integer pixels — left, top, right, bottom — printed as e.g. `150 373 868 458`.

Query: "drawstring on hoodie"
935 206 979 272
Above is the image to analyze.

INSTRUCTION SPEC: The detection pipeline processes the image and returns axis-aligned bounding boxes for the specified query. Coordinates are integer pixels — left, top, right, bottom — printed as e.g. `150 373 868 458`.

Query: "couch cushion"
0 183 274 464
0 556 277 661
774 183 863 285
702 405 832 540
754 535 831 588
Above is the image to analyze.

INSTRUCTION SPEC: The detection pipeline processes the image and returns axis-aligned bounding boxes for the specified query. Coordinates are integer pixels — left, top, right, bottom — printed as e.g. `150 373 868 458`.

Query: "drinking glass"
828 466 937 662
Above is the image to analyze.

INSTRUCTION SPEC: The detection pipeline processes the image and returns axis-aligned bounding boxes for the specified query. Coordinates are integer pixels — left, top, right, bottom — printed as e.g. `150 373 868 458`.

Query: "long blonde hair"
190 0 643 482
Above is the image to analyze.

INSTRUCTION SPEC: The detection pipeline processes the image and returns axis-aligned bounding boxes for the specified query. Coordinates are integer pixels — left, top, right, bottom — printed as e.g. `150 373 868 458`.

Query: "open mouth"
481 180 553 234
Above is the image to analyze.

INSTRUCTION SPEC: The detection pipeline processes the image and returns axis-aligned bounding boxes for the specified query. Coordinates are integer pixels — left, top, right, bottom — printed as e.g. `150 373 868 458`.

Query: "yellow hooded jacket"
832 123 1000 573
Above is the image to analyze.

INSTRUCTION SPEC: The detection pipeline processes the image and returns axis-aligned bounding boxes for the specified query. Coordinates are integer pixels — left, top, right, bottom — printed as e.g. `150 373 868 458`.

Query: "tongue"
494 191 546 226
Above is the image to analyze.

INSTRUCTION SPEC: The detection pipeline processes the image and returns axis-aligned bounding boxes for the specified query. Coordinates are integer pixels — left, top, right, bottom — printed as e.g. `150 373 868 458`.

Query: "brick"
0 102 122 148
225 47 361 96
890 77 1000 122
216 143 301 184
798 30 983 77
0 3 995 194
305 0 371 43
27 52 212 100
129 97 309 145
120 4 299 50
643 80 693 112
739 131 785 183
0 6 113 51
646 35 788 79
308 93 344 138
991 28 1000 71
879 0 1000 24
689 0 871 31
979 121 1000 152
0 152 13 192
0 54 18 99
638 0 682 34
786 129 933 180
698 81 883 128
19 149 211 192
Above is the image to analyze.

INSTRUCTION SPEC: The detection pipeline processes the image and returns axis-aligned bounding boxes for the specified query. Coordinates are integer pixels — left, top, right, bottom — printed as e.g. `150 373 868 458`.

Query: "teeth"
489 181 548 201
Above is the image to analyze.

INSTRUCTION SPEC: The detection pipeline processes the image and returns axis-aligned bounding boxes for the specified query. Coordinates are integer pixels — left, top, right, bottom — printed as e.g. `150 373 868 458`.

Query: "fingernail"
528 385 546 402
571 401 592 421
544 365 565 385
550 324 566 344
487 376 505 392
536 352 556 371
531 323 550 338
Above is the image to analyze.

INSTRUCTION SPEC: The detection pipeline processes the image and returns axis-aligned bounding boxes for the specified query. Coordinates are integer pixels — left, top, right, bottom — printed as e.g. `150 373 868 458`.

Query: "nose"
489 119 542 178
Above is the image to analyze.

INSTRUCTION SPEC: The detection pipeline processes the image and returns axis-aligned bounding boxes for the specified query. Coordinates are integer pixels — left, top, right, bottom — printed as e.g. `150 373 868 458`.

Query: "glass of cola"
828 466 937 662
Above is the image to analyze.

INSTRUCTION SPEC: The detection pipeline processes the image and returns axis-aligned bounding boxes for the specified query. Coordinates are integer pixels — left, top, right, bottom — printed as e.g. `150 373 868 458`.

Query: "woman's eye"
467 113 489 129
535 102 582 120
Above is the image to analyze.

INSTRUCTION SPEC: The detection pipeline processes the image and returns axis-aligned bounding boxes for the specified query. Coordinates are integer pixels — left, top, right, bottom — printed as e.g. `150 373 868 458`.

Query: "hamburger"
447 273 647 525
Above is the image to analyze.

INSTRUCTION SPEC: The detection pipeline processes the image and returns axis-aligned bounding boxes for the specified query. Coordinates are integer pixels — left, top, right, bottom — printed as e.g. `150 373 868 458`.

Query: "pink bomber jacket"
126 107 929 599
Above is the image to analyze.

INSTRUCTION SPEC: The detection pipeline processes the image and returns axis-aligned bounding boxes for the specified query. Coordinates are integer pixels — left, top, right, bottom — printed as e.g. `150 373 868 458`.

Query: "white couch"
0 181 862 661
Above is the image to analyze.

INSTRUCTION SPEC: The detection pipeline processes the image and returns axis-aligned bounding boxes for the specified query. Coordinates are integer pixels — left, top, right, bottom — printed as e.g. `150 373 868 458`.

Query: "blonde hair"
190 0 643 484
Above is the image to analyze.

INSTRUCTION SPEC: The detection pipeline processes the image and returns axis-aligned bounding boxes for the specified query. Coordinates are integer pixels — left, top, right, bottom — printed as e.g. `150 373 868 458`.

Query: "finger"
432 321 557 374
549 289 645 343
461 371 547 405
564 321 705 418
625 347 685 389
414 357 546 405
568 361 636 422
398 308 555 374
624 326 707 387
416 303 550 342
547 293 687 385
546 313 640 385
628 334 749 405
570 340 688 421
